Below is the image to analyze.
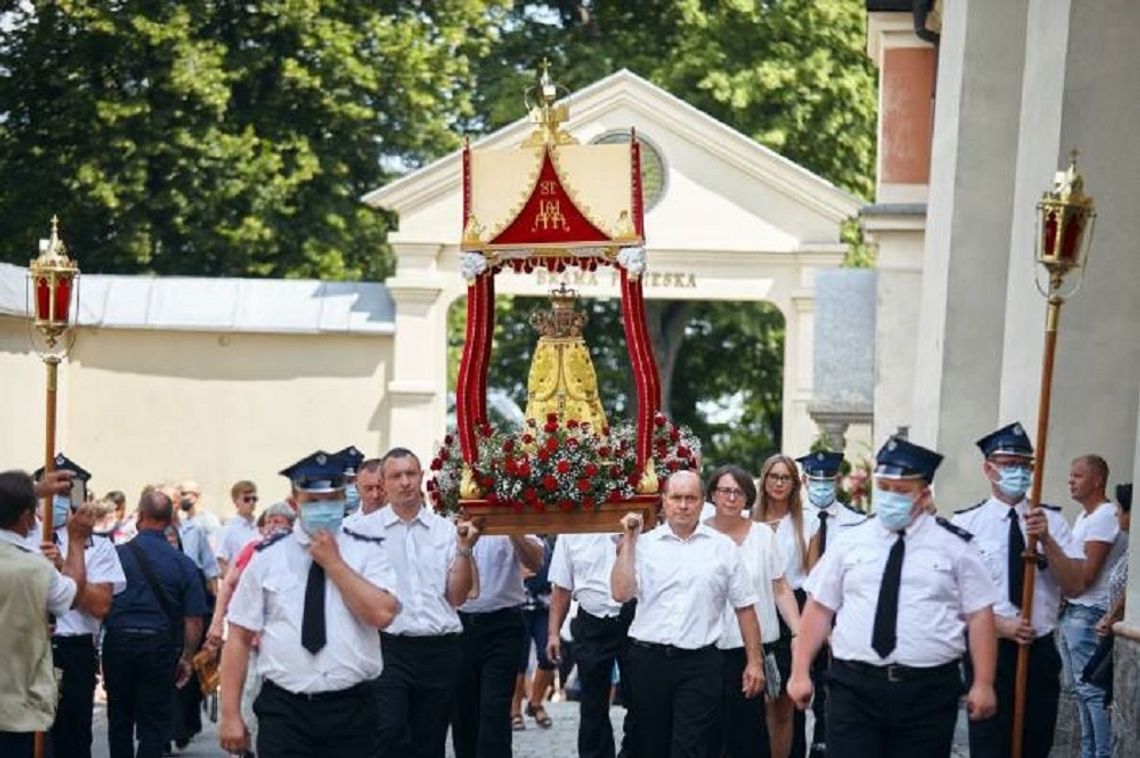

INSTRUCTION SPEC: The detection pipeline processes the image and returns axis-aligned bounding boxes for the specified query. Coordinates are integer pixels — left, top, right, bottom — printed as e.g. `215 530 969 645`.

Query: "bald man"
612 470 765 757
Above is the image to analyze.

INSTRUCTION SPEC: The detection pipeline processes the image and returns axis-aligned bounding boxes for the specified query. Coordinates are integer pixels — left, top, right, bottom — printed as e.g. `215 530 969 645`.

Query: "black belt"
834 658 959 683
457 606 522 625
263 677 376 702
630 640 716 658
106 627 165 636
381 632 462 645
52 633 95 646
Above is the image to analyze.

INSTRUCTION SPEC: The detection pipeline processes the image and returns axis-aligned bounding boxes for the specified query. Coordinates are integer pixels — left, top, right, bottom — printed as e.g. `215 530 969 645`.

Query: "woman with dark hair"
752 454 809 758
706 464 801 758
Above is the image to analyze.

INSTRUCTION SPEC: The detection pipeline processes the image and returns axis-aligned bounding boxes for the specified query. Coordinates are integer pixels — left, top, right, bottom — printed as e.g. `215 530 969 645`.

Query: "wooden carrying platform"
460 495 660 535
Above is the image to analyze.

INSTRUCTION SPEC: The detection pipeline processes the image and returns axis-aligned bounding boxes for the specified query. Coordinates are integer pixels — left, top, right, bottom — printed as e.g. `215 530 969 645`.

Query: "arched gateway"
363 70 860 462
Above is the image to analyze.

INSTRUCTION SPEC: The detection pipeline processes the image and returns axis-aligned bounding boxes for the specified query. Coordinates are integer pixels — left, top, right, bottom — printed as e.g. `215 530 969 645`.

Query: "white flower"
617 246 647 278
460 252 488 282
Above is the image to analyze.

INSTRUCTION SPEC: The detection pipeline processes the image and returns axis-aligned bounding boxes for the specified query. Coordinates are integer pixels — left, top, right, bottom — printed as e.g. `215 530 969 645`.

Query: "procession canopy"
448 62 664 533
461 62 645 260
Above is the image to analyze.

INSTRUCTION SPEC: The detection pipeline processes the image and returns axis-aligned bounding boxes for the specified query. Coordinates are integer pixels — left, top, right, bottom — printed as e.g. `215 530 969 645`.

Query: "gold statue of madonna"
525 284 608 431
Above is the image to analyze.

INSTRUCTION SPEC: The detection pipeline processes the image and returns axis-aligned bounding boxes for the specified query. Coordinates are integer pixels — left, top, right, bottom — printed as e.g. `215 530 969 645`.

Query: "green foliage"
472 0 877 198
0 0 506 277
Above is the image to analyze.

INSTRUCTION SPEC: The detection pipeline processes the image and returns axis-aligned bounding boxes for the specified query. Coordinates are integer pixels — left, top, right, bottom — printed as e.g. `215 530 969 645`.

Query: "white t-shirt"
715 521 784 647
1069 501 1121 609
774 514 813 590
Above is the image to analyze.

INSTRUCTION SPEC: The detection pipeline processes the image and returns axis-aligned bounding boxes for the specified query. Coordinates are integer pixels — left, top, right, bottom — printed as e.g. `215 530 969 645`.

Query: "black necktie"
872 530 905 658
1008 509 1025 608
301 561 327 654
818 511 830 555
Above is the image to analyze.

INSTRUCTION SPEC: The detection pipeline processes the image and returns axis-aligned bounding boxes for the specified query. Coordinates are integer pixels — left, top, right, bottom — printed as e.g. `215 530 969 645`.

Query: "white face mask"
873 487 915 531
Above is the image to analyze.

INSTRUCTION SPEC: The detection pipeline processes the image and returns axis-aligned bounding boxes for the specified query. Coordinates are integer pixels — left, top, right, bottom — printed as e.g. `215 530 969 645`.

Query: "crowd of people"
0 421 1132 758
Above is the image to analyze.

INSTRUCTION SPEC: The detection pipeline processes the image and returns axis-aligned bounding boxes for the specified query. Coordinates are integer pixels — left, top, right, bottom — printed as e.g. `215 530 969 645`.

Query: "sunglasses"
241 495 259 503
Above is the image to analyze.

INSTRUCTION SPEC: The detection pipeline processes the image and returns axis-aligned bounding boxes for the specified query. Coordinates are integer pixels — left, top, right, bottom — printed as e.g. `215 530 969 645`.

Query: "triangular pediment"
363 69 860 253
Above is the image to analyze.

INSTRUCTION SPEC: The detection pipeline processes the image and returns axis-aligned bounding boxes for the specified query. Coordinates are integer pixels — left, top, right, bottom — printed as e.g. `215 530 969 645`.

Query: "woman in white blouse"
752 454 811 758
709 464 802 758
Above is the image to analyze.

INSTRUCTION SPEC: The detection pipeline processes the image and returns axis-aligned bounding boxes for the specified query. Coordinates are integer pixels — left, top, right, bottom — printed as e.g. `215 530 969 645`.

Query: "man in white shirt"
452 526 544 758
790 437 998 755
612 470 765 757
547 533 635 758
216 479 259 576
342 457 387 529
0 469 91 757
953 422 1086 758
358 448 480 758
33 454 127 758
219 450 401 757
1060 453 1120 758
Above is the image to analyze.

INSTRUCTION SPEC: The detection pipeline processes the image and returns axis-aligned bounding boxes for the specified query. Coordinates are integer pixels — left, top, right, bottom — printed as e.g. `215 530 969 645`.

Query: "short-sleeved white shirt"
774 514 813 590
227 528 399 694
217 516 259 563
952 497 1084 635
627 522 757 649
805 512 996 667
53 531 126 636
714 521 784 647
548 534 624 619
458 535 543 614
1069 501 1121 609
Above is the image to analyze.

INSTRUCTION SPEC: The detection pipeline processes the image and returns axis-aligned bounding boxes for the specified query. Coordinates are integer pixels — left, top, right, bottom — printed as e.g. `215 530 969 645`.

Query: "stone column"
909 0 1030 508
385 242 448 461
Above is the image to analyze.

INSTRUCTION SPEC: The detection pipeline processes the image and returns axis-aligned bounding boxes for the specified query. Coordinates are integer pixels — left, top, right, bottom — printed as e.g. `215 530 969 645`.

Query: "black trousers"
452 607 525 758
171 663 203 742
786 589 807 758
102 631 179 758
255 678 379 757
570 605 636 758
966 636 1061 758
826 659 961 757
0 732 33 758
626 641 722 758
715 647 770 758
49 634 99 758
375 632 463 758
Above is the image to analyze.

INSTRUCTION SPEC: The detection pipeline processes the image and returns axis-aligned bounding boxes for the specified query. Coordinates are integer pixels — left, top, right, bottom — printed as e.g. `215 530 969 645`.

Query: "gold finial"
522 58 575 148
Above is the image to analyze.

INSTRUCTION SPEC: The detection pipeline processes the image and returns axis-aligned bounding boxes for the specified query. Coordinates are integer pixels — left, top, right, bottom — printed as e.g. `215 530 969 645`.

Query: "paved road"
93 695 971 757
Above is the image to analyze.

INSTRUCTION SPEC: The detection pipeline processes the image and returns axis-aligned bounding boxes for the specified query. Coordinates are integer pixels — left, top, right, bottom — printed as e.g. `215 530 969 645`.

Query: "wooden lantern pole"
1010 275 1063 758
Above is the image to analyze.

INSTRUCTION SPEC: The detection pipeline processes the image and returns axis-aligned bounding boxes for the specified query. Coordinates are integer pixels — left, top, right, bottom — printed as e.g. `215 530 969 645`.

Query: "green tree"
0 0 505 278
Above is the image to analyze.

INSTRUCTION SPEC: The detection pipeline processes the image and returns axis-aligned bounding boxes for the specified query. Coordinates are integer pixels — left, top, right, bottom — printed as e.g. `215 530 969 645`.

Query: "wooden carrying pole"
1011 290 1063 758
33 356 60 758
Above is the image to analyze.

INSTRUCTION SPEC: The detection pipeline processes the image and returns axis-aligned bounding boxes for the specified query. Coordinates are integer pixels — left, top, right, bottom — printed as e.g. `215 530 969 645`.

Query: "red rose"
670 428 680 442
667 460 679 472
543 474 558 492
430 491 440 503
517 461 532 477
439 448 450 461
503 439 515 453
544 422 558 433
537 448 551 462
545 437 558 452
677 445 691 458
583 496 596 509
567 419 579 429
556 460 571 475
512 500 525 513
566 437 579 448
584 463 598 477
598 446 611 458
522 433 534 444
547 412 558 423
654 414 666 427
576 479 591 493
480 476 493 489
430 458 443 471
558 500 574 512
532 501 546 513
444 434 454 445
523 487 538 502
610 466 622 478
627 474 641 488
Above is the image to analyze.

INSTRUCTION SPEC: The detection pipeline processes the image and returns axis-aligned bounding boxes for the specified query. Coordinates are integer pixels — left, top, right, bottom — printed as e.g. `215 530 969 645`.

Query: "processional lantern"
1011 151 1096 758
430 62 695 534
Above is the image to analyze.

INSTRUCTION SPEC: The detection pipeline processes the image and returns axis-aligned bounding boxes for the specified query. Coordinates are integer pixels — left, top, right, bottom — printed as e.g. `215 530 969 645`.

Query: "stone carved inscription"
535 269 698 289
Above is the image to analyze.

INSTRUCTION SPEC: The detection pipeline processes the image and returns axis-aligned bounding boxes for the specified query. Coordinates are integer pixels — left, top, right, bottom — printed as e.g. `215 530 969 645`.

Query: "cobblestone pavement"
94 696 972 757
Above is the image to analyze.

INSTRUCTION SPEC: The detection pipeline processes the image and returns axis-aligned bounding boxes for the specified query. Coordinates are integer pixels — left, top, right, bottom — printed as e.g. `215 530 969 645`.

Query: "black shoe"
809 744 826 757
175 737 191 749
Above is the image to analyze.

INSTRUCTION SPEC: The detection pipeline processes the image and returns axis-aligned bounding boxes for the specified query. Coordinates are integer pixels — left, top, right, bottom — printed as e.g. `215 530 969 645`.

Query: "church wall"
0 315 393 518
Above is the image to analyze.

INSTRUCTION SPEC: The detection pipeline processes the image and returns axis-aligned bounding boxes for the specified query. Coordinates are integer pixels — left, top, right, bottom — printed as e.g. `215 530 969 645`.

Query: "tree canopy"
0 0 505 278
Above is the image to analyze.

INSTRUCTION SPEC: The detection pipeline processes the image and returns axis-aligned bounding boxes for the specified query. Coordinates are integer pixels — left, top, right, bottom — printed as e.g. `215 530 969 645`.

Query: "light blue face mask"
996 465 1032 501
807 480 837 508
299 500 346 536
344 483 361 514
873 487 916 531
52 495 71 528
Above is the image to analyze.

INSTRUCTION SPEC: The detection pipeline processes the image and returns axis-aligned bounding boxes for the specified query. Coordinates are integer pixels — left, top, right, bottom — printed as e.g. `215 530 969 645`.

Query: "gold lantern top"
1036 151 1096 277
28 215 80 348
